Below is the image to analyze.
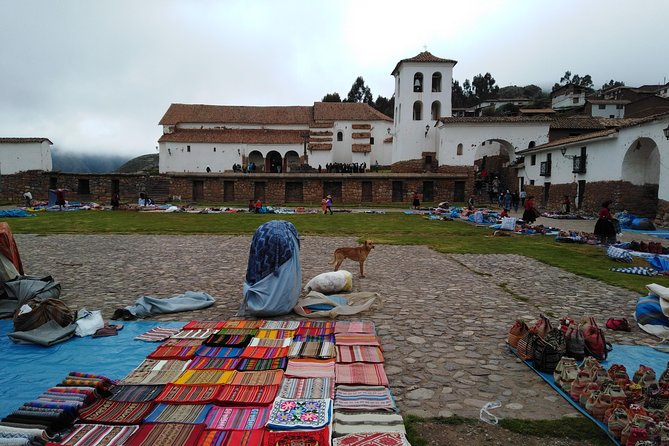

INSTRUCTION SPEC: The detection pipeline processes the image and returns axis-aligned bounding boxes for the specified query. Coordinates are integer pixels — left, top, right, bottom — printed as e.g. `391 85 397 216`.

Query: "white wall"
591 104 624 118
0 140 52 174
552 92 585 110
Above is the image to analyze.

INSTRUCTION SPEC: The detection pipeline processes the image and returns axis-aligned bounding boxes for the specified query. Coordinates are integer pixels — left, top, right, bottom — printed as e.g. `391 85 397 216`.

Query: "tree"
471 72 499 101
601 80 625 91
553 71 594 92
345 76 373 104
451 80 468 108
322 92 341 102
373 95 394 118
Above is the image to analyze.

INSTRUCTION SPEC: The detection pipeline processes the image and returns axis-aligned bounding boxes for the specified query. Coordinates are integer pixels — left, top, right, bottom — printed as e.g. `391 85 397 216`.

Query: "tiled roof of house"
158 129 304 144
549 117 607 129
0 137 52 144
391 51 457 75
587 99 631 105
159 104 313 125
439 116 551 124
313 102 392 122
517 129 617 154
519 108 556 114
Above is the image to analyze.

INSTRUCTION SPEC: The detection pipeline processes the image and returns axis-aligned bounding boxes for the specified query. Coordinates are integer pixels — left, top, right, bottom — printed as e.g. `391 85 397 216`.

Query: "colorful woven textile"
336 345 384 363
204 334 253 347
220 320 263 329
107 385 164 402
235 357 287 371
134 327 180 342
288 340 335 359
332 432 411 446
54 423 139 446
334 385 397 411
77 400 155 425
143 404 212 424
161 339 204 348
230 370 284 386
333 412 406 436
129 359 191 373
285 358 336 378
147 345 199 360
335 334 380 346
121 369 186 385
154 384 220 404
248 337 292 348
335 363 388 386
171 329 217 339
204 406 269 430
239 346 289 359
263 426 330 446
266 398 332 430
299 320 334 329
187 357 240 371
173 370 235 385
215 385 279 405
194 346 243 358
279 378 335 399
254 329 295 339
294 326 335 336
334 321 375 334
197 429 265 446
182 321 226 330
260 321 300 330
216 328 258 336
125 422 205 446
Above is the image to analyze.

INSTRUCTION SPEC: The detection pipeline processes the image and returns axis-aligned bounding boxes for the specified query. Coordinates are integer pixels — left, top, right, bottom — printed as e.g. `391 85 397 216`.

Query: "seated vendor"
500 208 510 218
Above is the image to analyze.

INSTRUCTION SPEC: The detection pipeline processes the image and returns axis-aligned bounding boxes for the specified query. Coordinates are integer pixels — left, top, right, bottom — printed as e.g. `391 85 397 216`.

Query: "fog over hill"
50 149 145 173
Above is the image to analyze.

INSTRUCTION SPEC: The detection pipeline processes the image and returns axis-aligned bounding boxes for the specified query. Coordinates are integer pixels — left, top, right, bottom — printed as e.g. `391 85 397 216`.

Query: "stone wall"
657 199 669 227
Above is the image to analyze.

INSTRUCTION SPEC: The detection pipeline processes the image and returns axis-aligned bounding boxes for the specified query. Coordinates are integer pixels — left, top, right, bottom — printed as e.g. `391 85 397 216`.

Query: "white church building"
0 138 53 174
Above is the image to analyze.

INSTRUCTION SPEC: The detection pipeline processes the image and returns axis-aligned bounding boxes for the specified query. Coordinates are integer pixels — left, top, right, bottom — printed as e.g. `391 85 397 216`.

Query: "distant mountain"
51 150 130 173
116 154 159 174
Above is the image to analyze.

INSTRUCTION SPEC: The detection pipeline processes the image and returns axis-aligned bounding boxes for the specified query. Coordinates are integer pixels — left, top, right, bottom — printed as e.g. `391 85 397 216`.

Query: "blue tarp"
0 319 184 418
0 209 34 218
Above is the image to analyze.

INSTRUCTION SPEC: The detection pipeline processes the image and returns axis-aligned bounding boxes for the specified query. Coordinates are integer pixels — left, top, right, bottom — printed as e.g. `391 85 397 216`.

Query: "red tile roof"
313 102 392 122
391 51 457 75
159 104 313 126
0 137 52 144
517 129 617 153
158 129 305 144
439 116 551 124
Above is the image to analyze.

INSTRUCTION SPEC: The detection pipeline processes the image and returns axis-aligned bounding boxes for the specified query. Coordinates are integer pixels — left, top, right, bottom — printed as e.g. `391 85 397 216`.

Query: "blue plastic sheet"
0 319 184 418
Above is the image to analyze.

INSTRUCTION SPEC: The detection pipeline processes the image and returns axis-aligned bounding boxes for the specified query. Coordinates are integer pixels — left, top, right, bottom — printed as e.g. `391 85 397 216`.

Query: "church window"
413 101 422 120
457 143 463 156
187 145 191 152
337 131 343 142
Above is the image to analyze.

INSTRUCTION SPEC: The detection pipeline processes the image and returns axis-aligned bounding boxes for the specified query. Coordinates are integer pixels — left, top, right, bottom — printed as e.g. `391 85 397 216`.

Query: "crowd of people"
321 162 367 173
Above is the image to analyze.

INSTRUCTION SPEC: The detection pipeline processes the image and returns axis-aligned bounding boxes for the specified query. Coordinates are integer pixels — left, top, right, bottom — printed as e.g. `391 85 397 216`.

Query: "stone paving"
15 232 659 421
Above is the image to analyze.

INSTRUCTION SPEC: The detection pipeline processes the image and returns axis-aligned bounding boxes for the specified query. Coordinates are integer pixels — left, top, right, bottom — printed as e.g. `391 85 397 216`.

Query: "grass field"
6 209 668 293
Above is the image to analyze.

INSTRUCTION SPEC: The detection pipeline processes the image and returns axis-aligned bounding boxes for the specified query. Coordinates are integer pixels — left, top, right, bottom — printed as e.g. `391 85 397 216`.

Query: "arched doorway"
284 151 300 173
621 137 659 215
472 139 516 202
248 150 264 173
266 151 283 173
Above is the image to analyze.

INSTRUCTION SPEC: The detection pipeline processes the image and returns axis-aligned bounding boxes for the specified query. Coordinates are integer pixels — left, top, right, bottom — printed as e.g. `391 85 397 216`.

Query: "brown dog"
331 240 374 277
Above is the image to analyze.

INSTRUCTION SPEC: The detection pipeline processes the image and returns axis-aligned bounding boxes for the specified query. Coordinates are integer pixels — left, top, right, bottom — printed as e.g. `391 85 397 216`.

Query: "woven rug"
248 337 292 348
194 346 244 358
203 334 253 347
197 428 264 446
53 423 139 446
129 359 191 373
254 329 295 339
334 334 380 346
107 385 164 402
182 321 226 330
334 385 397 411
336 345 384 363
333 412 406 436
279 377 335 399
239 346 289 359
332 432 411 446
216 328 258 336
173 370 235 385
171 329 217 339
266 398 332 430
294 327 335 336
160 339 204 347
220 320 263 329
288 340 335 359
260 321 300 330
263 425 330 446
154 384 220 404
146 345 199 360
215 384 279 406
143 403 212 424
120 369 186 385
334 321 375 334
125 422 205 446
134 327 180 342
230 370 284 386
335 363 389 386
77 400 155 425
285 358 336 378
235 357 287 371
204 406 269 430
187 357 240 371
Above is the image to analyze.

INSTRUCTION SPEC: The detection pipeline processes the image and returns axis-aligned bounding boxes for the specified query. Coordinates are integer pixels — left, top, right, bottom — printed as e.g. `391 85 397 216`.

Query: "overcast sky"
1 0 667 158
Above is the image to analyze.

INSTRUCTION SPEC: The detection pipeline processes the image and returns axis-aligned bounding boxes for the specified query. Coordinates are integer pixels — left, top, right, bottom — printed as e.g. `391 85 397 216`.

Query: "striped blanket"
335 363 389 386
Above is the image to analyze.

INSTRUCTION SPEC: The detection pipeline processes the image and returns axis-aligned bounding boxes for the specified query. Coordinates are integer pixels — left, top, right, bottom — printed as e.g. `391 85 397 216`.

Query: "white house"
157 102 392 174
0 138 53 174
551 84 587 110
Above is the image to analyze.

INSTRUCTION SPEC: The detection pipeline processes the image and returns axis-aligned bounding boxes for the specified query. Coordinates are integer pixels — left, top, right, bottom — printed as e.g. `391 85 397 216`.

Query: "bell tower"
390 51 457 165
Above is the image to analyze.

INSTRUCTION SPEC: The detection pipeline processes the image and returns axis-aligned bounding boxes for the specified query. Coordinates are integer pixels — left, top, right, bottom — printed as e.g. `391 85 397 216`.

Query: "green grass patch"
5 210 668 294
500 417 611 444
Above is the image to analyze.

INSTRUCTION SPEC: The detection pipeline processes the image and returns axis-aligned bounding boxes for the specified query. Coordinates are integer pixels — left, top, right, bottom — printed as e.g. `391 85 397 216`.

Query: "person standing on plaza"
255 199 262 214
594 200 617 244
56 188 67 210
23 190 32 207
522 195 538 224
412 191 420 209
504 190 512 210
511 190 519 212
325 195 333 215
520 189 527 208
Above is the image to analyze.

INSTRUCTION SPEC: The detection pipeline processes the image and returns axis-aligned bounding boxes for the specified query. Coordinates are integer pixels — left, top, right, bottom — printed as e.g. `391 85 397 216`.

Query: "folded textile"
285 358 336 378
143 404 212 424
266 398 332 430
124 422 205 446
7 321 76 347
248 337 292 348
121 360 190 386
161 339 203 348
254 329 295 339
336 345 385 363
215 385 279 406
334 321 376 334
216 328 259 336
77 400 155 425
187 357 240 371
92 324 123 338
182 321 226 330
333 412 406 436
173 370 235 385
107 385 164 402
288 340 336 359
154 384 220 405
220 320 263 329
335 363 389 386
610 266 658 276
197 429 264 446
171 329 217 340
235 357 287 372
204 406 269 430
134 327 180 342
239 346 289 360
263 426 330 446
279 378 335 399
121 291 215 319
335 334 380 346
332 432 411 446
50 423 139 446
260 321 300 331
203 334 253 347
146 345 199 360
230 370 284 386
334 385 398 412
194 346 243 358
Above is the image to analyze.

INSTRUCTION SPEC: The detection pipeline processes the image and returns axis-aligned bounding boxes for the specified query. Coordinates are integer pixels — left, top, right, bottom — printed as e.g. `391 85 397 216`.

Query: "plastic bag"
74 309 105 337
293 291 380 319
500 217 517 231
303 271 352 294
